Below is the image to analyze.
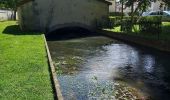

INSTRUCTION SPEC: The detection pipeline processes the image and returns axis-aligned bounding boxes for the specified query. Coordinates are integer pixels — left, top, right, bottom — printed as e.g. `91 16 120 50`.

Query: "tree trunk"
131 2 134 23
121 1 124 20
130 2 134 32
121 1 124 31
13 10 17 20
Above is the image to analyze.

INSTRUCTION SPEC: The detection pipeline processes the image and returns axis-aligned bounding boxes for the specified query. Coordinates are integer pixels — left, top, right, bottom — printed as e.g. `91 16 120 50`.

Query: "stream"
47 35 170 100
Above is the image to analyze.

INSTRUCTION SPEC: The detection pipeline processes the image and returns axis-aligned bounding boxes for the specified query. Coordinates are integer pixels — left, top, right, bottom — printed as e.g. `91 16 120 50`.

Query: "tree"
0 0 6 9
162 0 170 7
125 0 157 16
119 0 127 31
121 0 157 32
119 0 126 20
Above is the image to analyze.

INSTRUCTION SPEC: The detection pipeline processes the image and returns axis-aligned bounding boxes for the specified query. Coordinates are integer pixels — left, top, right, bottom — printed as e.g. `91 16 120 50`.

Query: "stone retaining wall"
43 35 63 100
99 30 170 53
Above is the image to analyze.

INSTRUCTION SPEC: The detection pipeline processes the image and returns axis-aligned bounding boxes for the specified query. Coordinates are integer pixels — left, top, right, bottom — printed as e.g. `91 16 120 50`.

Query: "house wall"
18 0 110 32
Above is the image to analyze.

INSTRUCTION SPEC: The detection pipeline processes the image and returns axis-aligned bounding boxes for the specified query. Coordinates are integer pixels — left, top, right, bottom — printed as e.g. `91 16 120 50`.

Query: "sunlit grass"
0 21 53 100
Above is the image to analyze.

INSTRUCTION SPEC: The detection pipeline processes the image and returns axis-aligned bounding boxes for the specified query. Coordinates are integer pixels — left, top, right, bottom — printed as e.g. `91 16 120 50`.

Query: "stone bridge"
17 0 111 33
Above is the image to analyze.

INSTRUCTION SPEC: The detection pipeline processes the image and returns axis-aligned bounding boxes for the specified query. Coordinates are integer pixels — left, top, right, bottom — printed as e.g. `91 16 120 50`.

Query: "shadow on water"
3 25 42 35
45 27 100 41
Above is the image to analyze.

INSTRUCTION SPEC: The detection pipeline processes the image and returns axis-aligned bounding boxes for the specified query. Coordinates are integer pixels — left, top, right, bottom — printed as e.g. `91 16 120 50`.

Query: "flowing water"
47 36 170 100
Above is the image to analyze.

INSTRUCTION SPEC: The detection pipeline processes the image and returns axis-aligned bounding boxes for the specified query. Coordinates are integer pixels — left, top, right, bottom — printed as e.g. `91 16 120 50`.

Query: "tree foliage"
1 0 20 10
0 0 6 9
162 0 170 6
124 0 157 14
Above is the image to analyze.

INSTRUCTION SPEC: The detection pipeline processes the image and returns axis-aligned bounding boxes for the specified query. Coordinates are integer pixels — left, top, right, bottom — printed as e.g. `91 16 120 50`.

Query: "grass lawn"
105 22 170 41
0 21 54 100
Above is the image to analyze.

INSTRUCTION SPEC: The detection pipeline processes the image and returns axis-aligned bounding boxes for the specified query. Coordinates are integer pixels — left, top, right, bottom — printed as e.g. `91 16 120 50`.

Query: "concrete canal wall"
43 35 63 100
100 30 170 53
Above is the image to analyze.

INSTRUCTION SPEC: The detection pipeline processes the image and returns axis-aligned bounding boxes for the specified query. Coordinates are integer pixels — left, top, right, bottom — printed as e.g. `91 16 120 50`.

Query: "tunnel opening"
45 27 99 41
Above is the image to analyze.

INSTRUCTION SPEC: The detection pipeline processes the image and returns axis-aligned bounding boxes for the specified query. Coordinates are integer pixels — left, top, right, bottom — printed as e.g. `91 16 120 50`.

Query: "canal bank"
99 30 170 53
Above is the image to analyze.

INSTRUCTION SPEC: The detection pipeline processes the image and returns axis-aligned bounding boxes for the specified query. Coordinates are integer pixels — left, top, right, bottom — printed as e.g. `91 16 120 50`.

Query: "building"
17 0 111 33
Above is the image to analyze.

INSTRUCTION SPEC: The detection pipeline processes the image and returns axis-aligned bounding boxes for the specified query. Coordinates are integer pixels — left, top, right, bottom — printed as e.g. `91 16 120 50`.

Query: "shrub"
109 17 121 27
138 16 162 34
120 19 132 32
109 12 126 16
96 17 110 29
118 16 138 32
162 16 170 22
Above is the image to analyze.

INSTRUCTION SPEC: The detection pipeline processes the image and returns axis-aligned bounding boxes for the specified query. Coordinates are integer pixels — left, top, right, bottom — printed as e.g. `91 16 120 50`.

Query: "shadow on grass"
3 25 42 35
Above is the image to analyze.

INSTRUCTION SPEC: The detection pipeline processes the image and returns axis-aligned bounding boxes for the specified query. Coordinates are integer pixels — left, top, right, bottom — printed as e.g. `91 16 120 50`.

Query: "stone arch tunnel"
46 22 94 34
45 23 98 40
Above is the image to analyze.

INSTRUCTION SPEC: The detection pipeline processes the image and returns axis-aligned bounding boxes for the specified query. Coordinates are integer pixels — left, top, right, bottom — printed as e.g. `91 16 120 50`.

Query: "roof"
18 0 112 7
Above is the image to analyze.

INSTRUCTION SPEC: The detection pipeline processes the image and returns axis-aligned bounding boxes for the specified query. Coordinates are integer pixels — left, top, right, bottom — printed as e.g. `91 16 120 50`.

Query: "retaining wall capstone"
43 35 64 100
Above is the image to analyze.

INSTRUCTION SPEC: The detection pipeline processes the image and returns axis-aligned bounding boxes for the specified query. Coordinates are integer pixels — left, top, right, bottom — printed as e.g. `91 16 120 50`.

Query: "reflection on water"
47 36 170 100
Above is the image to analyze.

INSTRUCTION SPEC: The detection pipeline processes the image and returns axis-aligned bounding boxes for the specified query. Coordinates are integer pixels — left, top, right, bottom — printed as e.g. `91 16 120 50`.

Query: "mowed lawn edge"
0 21 54 100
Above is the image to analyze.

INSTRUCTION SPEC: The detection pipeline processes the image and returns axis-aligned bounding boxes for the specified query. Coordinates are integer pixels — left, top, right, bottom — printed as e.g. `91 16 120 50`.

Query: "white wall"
0 10 13 21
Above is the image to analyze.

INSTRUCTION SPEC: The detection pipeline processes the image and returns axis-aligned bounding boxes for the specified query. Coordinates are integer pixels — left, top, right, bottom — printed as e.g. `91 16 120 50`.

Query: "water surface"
47 36 170 100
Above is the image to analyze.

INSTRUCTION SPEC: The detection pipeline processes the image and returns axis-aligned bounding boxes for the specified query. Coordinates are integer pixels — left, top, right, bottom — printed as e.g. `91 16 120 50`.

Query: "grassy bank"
105 22 170 41
0 21 53 100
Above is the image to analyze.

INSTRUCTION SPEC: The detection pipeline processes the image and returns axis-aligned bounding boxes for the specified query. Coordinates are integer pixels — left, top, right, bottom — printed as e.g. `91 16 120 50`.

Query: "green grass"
0 21 54 100
105 22 170 41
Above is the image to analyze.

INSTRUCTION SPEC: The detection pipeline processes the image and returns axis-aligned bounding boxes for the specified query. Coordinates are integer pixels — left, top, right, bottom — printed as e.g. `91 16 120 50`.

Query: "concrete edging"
99 30 170 53
43 35 64 100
